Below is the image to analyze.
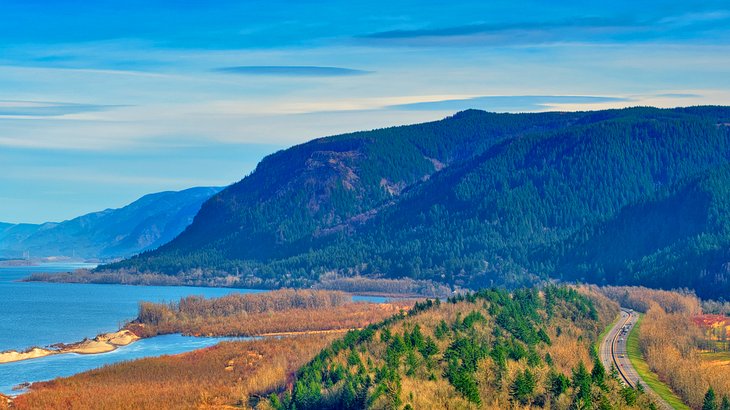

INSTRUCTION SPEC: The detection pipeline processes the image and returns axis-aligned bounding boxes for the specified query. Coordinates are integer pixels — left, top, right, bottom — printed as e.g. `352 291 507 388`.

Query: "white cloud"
0 40 729 153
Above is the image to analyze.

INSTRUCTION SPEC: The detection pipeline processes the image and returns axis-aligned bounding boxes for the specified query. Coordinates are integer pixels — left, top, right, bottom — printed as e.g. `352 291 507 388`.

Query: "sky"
2 1 730 223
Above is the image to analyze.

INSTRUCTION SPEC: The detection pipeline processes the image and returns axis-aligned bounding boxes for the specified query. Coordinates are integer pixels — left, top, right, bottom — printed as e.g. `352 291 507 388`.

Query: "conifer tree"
704 387 718 410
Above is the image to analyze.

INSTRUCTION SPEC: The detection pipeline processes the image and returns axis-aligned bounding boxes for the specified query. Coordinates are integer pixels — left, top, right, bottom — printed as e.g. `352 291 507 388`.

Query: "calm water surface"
0 263 260 394
0 263 261 352
0 263 385 394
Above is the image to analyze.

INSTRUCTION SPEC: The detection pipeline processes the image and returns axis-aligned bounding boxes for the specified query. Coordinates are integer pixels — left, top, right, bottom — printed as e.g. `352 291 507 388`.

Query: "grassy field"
700 350 730 364
627 314 690 410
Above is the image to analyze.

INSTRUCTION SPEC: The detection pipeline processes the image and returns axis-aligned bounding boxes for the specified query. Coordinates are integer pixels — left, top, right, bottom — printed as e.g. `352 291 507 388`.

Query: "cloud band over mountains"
389 95 631 112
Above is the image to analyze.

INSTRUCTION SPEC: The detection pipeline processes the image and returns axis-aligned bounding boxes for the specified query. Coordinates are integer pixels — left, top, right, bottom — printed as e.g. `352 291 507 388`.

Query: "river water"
0 263 382 394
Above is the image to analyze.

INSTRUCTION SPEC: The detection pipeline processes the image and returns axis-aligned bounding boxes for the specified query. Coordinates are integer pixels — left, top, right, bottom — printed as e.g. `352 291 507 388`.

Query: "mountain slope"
105 107 730 298
118 110 590 271
0 187 222 259
555 164 730 296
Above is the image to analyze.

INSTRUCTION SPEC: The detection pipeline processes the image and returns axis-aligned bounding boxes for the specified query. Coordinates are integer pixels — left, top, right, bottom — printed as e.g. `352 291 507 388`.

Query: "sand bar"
0 330 140 364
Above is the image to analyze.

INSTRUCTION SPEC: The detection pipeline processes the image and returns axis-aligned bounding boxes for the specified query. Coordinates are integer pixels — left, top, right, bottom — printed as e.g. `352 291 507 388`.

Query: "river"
0 263 383 394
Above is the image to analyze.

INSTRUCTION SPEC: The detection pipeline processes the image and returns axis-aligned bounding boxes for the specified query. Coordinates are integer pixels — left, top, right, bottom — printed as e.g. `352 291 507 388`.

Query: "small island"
0 330 139 364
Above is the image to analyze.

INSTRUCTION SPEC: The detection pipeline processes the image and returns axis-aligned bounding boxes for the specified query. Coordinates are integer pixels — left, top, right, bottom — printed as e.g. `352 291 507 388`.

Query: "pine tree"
572 361 593 409
591 356 606 389
720 396 730 410
511 368 536 405
548 370 569 397
704 387 718 410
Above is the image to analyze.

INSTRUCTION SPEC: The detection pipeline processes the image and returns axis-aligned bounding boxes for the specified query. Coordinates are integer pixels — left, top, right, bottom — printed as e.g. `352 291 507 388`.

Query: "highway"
599 308 674 410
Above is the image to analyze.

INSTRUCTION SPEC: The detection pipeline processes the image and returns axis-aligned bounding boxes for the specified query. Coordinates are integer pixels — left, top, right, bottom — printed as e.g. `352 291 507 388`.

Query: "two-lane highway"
599 308 674 409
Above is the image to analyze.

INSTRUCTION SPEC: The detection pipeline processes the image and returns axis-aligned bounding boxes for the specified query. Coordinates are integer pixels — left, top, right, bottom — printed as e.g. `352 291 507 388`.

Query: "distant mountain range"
0 187 222 259
102 107 730 299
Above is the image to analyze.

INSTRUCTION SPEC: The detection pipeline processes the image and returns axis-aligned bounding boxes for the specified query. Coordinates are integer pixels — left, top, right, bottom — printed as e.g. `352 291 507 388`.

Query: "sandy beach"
0 330 140 364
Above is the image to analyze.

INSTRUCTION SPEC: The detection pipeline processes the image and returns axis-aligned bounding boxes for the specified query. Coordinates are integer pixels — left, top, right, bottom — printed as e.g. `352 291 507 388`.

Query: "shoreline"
0 327 357 365
0 329 139 365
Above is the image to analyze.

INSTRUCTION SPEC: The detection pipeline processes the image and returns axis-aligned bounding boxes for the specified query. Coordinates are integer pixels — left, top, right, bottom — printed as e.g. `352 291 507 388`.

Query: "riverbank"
0 392 10 409
0 330 139 364
9 334 337 409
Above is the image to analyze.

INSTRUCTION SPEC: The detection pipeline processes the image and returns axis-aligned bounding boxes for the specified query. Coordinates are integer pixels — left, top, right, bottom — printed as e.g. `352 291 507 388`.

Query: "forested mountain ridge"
0 187 222 259
116 110 589 268
103 107 730 298
311 108 730 292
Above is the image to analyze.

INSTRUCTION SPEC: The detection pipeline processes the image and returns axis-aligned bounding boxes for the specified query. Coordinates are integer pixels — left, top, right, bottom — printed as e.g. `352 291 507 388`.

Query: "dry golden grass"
129 302 409 338
13 335 337 410
0 393 10 410
401 376 475 409
701 351 730 368
128 289 413 338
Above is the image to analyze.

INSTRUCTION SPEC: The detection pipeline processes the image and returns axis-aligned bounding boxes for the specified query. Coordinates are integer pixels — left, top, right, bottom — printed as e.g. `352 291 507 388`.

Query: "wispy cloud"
0 100 125 117
652 93 703 98
389 95 631 112
215 66 371 77
359 11 730 47
364 18 622 39
7 166 228 187
658 10 730 26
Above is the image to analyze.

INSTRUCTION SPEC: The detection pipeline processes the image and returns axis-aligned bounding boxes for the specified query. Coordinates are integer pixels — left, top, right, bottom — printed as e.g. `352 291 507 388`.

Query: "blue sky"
2 1 730 223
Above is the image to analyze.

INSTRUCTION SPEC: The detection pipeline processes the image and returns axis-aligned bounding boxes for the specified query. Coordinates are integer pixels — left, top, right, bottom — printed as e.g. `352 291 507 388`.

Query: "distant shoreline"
23 269 455 299
0 330 139 364
0 260 38 267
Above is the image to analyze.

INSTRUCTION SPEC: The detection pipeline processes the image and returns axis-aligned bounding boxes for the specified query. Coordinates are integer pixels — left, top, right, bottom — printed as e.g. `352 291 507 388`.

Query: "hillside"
0 187 222 259
556 165 730 297
130 110 586 262
268 286 656 409
102 107 730 298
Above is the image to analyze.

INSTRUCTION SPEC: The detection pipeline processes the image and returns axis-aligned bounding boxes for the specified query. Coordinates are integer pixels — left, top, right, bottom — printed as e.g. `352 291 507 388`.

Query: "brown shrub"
13 335 337 410
599 286 700 314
